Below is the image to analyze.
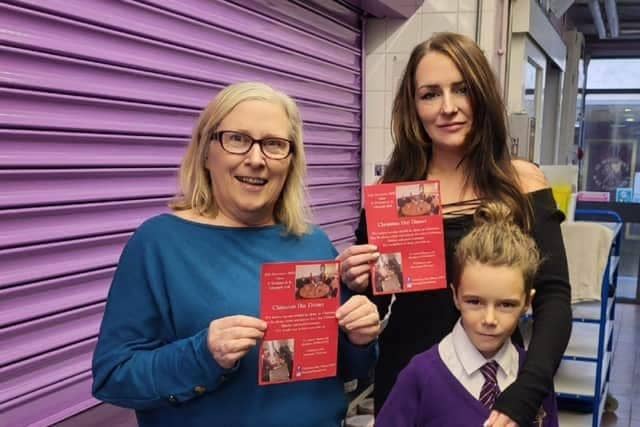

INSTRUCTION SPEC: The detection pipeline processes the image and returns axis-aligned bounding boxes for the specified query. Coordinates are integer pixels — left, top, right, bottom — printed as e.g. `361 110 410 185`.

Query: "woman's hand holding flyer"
336 295 380 346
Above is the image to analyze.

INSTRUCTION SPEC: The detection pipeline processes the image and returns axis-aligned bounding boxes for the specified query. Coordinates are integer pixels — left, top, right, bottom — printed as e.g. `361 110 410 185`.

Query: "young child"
376 202 559 427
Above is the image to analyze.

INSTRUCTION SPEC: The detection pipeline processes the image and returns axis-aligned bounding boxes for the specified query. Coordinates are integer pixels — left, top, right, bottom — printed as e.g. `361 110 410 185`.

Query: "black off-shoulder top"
356 188 571 426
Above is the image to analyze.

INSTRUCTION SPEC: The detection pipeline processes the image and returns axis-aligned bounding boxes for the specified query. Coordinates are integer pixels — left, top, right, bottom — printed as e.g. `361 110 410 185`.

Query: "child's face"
452 262 533 359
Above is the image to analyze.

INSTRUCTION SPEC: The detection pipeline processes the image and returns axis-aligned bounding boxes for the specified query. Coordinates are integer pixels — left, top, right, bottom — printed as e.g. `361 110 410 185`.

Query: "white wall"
506 0 567 164
363 0 480 186
541 63 563 165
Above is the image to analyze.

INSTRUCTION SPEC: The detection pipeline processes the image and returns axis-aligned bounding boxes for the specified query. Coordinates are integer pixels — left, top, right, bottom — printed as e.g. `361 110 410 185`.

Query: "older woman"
92 82 380 427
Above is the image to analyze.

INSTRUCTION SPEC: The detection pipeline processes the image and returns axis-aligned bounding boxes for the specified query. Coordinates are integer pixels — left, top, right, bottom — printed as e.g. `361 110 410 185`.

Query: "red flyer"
259 261 340 385
364 180 446 295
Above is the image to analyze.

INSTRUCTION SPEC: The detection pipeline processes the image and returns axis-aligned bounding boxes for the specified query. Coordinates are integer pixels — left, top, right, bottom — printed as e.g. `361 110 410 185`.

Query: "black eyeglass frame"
211 130 294 160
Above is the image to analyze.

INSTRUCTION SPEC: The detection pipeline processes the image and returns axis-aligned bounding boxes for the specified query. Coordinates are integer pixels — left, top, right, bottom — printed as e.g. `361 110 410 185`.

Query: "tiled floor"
601 303 640 427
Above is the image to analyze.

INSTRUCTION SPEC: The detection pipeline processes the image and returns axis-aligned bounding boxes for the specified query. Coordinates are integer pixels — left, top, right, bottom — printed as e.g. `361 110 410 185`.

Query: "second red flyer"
364 180 446 295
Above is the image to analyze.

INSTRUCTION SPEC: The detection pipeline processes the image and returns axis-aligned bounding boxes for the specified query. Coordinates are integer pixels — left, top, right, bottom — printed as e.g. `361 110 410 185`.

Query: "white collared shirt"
438 319 519 399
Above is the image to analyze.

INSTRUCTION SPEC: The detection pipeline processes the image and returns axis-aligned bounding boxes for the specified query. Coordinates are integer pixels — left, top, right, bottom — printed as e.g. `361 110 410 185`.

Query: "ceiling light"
604 0 620 38
588 0 607 39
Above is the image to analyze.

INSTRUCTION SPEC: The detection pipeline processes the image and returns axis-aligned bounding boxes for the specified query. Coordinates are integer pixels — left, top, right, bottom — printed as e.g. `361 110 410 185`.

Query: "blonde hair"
169 82 310 235
453 202 540 299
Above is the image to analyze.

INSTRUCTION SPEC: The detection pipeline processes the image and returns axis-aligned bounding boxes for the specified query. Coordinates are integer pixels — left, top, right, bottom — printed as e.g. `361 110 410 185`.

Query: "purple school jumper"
376 346 558 427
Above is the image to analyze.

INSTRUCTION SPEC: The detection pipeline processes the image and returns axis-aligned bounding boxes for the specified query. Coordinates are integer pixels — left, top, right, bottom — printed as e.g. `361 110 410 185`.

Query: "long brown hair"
384 32 532 231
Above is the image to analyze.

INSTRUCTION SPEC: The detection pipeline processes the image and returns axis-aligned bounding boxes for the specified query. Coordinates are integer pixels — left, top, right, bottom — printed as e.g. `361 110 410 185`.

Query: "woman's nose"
245 143 266 165
441 92 458 114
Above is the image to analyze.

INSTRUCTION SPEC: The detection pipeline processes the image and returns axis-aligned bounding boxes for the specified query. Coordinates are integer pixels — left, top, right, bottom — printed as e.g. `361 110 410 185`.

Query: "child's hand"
483 410 518 427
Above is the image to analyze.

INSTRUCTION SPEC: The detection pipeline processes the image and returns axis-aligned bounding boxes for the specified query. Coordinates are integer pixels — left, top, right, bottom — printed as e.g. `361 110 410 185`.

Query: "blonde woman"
92 82 380 427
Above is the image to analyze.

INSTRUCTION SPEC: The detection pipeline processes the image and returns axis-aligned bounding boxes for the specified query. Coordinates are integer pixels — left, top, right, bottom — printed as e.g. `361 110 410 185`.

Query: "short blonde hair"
453 202 540 300
170 82 310 235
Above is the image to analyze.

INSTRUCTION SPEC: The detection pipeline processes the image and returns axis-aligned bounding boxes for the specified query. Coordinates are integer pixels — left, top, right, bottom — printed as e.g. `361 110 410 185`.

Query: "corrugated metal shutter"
0 1 362 425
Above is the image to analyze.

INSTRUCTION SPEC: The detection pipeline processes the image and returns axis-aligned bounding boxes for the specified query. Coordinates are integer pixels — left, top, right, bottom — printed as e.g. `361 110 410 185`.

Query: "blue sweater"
376 346 559 427
92 214 375 427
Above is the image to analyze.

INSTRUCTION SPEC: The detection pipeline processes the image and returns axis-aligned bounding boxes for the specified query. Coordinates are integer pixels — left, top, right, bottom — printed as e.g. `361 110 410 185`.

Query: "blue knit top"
92 214 375 427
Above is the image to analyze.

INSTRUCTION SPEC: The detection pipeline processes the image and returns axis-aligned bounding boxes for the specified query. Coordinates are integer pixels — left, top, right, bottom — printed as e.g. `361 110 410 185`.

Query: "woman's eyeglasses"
212 131 293 160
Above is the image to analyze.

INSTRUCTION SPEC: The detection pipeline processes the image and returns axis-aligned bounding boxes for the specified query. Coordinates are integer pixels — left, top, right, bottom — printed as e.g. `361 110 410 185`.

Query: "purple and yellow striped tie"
479 361 500 409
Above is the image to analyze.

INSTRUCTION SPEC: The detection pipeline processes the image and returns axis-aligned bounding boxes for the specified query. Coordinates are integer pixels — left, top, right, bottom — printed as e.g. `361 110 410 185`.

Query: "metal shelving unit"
556 211 622 427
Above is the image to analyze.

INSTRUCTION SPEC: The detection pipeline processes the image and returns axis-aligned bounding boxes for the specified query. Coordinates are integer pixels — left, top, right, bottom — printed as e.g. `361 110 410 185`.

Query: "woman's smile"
437 122 466 132
235 175 268 187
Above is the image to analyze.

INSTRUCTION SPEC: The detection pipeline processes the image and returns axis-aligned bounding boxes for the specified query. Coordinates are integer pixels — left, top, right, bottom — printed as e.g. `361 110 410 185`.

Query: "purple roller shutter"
0 1 362 425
